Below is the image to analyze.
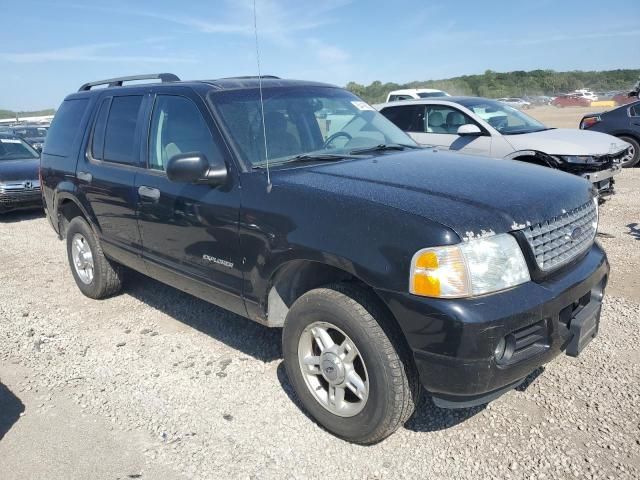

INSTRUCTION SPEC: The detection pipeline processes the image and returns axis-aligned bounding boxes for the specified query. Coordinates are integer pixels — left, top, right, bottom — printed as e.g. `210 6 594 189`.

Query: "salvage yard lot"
527 105 609 129
0 171 638 479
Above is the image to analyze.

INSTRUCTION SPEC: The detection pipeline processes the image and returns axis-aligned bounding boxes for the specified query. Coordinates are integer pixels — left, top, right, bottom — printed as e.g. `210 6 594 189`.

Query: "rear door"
134 88 245 316
78 91 146 267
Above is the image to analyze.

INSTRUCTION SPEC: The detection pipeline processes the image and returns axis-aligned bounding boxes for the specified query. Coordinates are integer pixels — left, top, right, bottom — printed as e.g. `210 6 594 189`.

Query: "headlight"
559 155 596 164
409 233 530 298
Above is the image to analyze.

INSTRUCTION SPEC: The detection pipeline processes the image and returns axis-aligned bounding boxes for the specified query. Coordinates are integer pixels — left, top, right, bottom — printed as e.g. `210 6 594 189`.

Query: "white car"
376 97 630 199
496 98 532 109
385 88 450 102
573 90 599 102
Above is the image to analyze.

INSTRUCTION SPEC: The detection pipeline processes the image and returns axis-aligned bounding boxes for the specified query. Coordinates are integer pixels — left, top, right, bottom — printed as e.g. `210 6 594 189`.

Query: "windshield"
0 137 40 160
12 126 48 138
210 86 416 167
459 99 547 134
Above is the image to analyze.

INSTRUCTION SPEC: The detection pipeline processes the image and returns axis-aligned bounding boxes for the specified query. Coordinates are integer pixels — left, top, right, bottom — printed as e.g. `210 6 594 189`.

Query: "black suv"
41 73 608 444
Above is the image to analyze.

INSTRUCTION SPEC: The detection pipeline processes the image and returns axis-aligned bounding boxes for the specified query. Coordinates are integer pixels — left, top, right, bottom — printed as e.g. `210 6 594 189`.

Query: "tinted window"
380 105 426 131
630 103 640 117
148 95 219 171
389 94 412 101
91 98 111 160
45 98 89 156
417 91 446 98
103 95 143 164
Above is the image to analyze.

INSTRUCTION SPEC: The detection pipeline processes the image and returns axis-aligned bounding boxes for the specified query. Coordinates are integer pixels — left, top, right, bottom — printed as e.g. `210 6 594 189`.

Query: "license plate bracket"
566 301 601 357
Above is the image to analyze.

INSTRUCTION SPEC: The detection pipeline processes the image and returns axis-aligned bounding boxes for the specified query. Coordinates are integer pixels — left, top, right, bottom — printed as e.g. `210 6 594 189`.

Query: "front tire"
282 285 419 444
66 217 124 299
618 136 639 168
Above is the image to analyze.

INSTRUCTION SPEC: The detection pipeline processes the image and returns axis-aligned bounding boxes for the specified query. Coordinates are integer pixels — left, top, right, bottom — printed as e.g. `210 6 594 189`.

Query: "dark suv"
41 74 608 444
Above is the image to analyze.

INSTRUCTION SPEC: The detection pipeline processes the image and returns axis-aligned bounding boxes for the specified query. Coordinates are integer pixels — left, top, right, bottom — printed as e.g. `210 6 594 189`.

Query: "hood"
503 128 629 156
274 150 593 240
0 158 40 182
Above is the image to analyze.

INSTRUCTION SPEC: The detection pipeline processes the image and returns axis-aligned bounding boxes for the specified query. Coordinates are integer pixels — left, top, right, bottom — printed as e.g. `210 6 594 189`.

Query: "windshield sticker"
351 101 375 111
0 139 22 144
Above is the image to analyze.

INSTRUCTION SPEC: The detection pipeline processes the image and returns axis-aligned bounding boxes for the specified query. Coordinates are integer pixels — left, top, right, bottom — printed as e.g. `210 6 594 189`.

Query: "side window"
103 95 143 165
44 98 89 156
148 95 220 171
91 98 111 160
425 106 475 134
379 105 426 132
630 103 640 117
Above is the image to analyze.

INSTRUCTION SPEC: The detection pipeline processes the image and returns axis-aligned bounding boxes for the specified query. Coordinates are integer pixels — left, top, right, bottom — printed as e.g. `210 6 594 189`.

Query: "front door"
408 105 492 155
134 91 245 316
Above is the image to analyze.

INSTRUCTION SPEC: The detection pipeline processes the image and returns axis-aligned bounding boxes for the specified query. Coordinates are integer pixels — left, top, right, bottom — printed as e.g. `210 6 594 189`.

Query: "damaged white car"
377 97 630 200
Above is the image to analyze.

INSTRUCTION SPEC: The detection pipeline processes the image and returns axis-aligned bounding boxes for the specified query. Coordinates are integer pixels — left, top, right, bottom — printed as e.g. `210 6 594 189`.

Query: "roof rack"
218 75 281 80
78 73 181 92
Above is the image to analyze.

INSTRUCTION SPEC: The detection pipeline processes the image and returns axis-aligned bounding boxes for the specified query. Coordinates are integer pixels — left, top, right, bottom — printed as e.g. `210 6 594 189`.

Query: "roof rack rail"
78 73 181 92
218 75 281 80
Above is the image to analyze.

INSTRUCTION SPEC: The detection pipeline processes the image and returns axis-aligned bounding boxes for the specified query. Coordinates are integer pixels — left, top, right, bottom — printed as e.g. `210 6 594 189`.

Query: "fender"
504 150 560 168
52 185 101 239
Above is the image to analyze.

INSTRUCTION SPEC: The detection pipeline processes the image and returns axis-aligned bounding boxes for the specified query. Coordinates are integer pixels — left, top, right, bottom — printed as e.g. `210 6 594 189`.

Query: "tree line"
346 69 640 103
0 108 56 120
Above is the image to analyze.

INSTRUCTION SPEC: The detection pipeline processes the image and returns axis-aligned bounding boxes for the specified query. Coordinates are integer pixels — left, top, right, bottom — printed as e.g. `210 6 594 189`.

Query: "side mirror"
166 152 228 185
457 124 483 136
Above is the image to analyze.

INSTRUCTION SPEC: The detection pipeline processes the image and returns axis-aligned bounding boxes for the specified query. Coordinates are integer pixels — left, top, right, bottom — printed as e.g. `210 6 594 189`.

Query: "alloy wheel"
297 321 369 417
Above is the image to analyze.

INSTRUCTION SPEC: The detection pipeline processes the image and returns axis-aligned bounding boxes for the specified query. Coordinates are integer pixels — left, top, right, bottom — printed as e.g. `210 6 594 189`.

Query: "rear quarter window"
44 98 89 156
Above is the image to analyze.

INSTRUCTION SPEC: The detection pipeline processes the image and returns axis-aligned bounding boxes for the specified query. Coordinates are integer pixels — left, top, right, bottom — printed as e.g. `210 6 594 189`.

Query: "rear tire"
618 136 639 168
66 217 124 299
282 284 420 444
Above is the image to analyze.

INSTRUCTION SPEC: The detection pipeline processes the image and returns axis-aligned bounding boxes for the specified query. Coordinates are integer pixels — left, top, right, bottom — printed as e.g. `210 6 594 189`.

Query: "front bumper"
0 192 42 213
580 165 621 198
377 242 609 408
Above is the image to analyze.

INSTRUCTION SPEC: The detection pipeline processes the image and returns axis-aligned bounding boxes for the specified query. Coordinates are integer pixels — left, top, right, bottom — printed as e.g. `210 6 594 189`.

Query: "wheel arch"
54 192 99 239
263 258 398 331
506 150 558 168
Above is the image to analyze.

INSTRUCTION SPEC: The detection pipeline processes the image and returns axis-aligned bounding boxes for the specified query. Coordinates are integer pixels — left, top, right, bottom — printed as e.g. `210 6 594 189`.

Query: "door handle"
138 186 161 202
77 171 92 183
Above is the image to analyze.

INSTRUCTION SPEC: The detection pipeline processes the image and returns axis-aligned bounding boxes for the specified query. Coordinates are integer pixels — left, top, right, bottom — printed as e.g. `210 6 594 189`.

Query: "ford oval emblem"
570 227 583 241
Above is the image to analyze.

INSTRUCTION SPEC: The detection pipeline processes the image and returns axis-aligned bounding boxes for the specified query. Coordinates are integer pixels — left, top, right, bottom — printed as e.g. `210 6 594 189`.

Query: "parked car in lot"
385 88 449 102
579 100 640 167
6 124 49 151
0 133 42 214
42 73 609 444
377 97 628 199
551 94 592 108
496 97 531 109
573 90 598 102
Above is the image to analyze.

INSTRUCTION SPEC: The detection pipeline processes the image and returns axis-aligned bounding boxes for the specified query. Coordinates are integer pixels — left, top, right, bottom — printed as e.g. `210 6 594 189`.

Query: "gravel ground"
0 171 639 480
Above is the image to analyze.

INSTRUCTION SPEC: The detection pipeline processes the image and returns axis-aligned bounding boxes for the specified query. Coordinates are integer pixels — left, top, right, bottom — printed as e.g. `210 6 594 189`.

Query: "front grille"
522 200 597 272
0 182 41 205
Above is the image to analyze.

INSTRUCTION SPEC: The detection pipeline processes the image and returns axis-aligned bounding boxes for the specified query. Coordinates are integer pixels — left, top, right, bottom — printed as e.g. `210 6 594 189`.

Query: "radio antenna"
253 0 271 191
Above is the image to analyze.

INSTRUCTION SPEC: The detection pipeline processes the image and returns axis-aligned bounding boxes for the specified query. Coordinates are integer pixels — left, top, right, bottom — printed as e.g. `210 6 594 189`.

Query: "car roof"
0 132 22 140
376 96 502 108
68 76 337 99
388 88 445 95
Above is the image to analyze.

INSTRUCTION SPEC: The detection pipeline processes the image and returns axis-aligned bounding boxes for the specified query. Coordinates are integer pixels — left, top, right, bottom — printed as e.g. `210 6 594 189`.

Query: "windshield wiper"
252 153 359 169
503 127 555 135
349 143 419 155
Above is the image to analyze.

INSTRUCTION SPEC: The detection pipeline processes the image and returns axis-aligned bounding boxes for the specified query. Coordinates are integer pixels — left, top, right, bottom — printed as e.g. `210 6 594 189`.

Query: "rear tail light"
580 116 601 129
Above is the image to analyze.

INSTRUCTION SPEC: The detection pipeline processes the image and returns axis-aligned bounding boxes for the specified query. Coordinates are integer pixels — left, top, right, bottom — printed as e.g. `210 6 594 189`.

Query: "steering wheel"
324 131 352 149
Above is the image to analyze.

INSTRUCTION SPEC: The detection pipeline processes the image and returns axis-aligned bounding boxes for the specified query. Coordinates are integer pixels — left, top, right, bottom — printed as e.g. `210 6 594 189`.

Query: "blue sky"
1 0 638 110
